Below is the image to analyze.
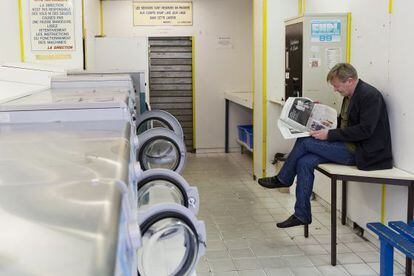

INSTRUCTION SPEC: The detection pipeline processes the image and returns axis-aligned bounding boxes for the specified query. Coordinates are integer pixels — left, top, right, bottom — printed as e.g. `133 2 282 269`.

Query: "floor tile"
233 257 261 270
208 258 236 272
264 267 295 276
343 263 377 275
317 264 350 275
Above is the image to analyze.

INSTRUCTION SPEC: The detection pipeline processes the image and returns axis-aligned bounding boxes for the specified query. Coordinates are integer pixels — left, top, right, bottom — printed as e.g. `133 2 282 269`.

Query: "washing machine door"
137 168 199 215
136 110 184 139
137 128 186 174
137 204 206 276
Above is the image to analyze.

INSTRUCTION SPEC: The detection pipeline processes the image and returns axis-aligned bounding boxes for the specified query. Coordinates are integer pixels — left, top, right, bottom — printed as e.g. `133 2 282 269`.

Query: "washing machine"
0 125 141 275
66 70 146 114
0 180 139 276
137 203 206 276
0 88 187 174
0 121 141 215
55 72 184 139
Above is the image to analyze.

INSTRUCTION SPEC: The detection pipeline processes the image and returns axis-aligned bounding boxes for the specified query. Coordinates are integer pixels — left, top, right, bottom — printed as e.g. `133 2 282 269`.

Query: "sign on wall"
311 19 341 42
133 2 193 26
29 0 76 51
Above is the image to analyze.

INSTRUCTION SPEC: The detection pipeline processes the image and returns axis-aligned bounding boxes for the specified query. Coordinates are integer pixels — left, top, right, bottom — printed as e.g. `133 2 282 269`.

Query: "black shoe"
276 215 309 228
257 176 287 189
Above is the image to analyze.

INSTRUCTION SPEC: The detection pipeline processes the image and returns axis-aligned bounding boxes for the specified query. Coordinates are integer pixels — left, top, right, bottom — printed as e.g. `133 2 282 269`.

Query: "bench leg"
406 183 414 276
331 178 337 266
342 180 347 225
380 239 394 276
225 99 229 153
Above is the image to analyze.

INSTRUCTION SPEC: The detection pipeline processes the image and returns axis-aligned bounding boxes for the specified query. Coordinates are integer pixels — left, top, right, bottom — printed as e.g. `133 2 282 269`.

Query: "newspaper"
278 97 337 139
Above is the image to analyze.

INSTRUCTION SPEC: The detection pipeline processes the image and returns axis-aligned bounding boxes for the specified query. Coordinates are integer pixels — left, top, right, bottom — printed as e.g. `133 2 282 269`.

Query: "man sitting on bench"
258 63 393 228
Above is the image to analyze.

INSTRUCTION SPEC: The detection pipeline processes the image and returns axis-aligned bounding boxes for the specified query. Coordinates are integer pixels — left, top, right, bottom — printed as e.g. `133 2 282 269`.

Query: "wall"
265 0 297 176
83 0 101 70
0 2 20 64
101 0 253 151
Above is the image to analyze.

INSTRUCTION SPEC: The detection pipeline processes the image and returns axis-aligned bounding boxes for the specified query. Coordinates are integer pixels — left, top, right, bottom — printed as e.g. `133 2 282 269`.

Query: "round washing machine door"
137 204 206 276
136 110 184 139
137 168 199 215
137 128 186 174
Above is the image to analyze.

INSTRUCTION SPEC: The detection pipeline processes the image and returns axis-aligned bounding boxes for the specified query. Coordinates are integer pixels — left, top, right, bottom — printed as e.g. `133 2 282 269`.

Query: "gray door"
148 37 194 151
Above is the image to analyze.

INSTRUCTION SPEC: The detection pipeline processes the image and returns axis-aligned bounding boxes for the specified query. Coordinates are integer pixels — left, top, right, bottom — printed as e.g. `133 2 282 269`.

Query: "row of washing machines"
0 71 206 276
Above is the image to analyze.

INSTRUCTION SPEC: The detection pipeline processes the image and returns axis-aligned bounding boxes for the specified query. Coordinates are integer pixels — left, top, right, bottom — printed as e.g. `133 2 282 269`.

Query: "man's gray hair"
326 63 358 82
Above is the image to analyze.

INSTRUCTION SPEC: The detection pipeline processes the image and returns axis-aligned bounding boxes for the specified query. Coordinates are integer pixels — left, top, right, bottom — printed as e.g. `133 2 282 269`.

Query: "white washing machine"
58 71 185 141
0 88 187 174
0 124 141 276
0 180 139 276
137 204 206 276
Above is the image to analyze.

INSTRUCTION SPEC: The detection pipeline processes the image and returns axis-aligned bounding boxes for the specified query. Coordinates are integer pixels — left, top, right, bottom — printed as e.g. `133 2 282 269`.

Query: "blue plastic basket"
237 125 253 149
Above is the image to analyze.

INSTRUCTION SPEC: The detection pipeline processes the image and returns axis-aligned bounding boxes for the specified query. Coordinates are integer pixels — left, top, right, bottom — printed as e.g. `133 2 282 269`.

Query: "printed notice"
30 0 75 51
311 19 341 42
133 2 193 26
326 48 342 69
217 36 233 49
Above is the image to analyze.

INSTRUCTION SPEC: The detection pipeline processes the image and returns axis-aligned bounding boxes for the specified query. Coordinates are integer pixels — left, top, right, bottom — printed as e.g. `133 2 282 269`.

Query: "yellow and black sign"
133 2 192 26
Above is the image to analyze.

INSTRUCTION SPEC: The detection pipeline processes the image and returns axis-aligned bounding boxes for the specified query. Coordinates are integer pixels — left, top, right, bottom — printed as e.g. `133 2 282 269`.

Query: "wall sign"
311 19 341 42
133 2 193 26
29 0 75 51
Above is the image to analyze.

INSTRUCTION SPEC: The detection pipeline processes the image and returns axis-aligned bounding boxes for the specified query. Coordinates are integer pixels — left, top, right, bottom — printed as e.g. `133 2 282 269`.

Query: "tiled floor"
182 152 406 276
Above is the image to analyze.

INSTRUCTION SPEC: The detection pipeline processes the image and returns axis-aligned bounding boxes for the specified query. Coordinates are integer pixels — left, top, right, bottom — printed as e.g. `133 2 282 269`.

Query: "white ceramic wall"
101 0 253 151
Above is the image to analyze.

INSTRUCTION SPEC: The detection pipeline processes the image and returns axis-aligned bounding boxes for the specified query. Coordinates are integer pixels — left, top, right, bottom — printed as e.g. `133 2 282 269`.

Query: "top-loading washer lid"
137 168 199 215
137 128 186 174
137 204 206 276
136 110 184 140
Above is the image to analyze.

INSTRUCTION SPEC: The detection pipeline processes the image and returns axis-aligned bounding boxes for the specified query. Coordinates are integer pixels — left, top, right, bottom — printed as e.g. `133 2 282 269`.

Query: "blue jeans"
278 137 356 223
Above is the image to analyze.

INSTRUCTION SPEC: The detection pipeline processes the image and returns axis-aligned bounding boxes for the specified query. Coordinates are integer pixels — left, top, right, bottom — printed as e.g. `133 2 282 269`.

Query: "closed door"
148 37 194 152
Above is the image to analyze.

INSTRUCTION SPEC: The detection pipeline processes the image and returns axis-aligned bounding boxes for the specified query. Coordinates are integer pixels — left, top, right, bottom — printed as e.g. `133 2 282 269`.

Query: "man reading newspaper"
258 63 393 228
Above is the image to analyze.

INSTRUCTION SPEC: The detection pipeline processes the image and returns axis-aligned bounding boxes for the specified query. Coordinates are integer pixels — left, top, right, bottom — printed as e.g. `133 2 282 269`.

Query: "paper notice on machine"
278 97 337 139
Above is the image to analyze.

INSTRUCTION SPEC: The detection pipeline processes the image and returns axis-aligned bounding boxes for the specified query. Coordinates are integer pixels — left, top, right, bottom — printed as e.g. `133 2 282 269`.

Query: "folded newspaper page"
278 97 337 139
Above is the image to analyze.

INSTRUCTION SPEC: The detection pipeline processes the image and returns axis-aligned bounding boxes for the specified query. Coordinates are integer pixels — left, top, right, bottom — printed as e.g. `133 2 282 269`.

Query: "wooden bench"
309 164 414 275
367 221 414 276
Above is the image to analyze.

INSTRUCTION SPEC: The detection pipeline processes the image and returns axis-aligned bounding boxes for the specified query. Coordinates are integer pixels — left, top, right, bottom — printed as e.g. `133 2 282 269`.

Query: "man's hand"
310 129 329 140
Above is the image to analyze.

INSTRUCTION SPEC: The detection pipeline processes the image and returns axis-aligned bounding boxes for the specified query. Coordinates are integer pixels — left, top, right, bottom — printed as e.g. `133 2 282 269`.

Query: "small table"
313 164 414 276
224 91 253 153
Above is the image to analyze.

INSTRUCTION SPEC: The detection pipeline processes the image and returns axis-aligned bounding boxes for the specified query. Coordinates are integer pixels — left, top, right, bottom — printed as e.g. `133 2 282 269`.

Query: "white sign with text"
133 2 192 26
30 0 75 51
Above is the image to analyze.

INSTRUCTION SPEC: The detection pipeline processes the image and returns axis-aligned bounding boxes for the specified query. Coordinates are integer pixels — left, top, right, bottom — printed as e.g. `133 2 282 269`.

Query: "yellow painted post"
191 36 196 150
81 0 87 69
346 13 352 63
381 184 387 224
18 0 25 62
298 0 306 16
261 0 267 177
388 0 393 14
100 0 105 36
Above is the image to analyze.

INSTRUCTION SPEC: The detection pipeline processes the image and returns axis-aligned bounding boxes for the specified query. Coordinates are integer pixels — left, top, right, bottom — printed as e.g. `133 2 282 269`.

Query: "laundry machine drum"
136 110 184 139
137 168 200 215
138 180 185 210
137 128 186 174
138 212 199 276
